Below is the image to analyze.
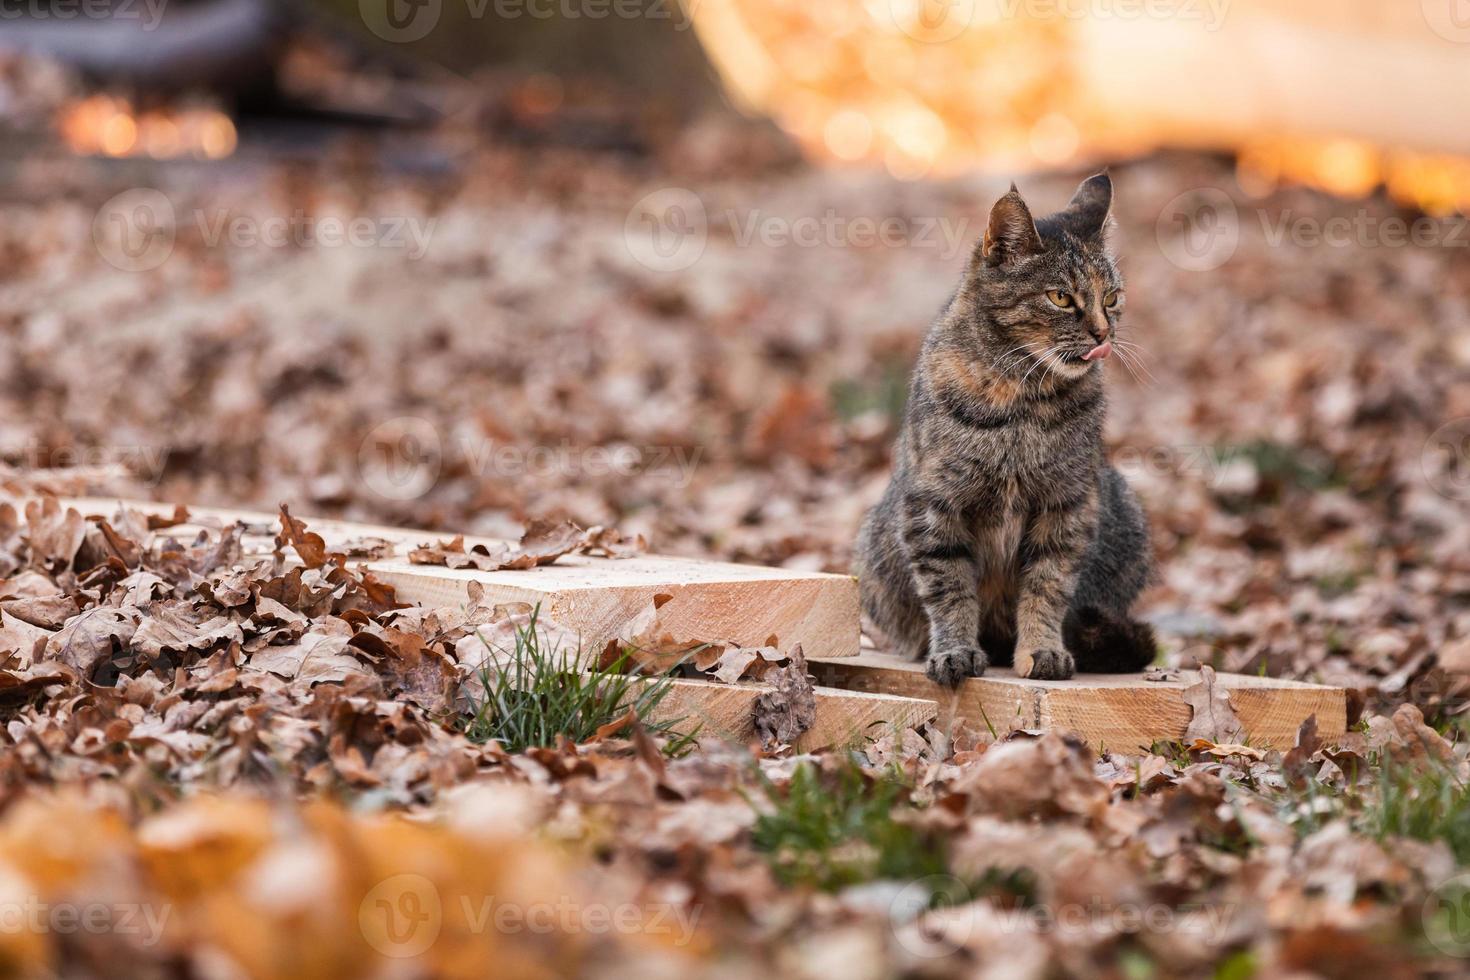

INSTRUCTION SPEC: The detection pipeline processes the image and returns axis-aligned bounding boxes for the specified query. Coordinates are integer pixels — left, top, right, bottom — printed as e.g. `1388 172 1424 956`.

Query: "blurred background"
3 0 1470 702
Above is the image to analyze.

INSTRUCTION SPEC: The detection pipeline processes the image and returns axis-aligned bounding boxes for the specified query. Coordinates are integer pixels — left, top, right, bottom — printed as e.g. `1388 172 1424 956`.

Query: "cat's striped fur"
854 174 1155 685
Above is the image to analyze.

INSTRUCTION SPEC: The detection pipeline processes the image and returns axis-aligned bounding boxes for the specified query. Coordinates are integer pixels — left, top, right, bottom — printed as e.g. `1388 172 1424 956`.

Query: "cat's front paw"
926 644 987 686
1015 646 1075 680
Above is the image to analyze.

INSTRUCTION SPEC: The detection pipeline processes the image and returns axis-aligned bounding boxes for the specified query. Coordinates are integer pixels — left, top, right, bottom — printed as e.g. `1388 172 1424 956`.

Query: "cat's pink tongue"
1083 340 1112 362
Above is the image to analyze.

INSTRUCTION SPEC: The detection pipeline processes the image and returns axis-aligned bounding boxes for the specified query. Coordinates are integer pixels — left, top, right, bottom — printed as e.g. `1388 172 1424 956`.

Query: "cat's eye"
1105 290 1122 309
1045 290 1074 309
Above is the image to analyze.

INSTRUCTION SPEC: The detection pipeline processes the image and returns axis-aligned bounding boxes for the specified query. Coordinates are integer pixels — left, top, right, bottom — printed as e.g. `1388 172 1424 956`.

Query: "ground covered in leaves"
2 84 1470 976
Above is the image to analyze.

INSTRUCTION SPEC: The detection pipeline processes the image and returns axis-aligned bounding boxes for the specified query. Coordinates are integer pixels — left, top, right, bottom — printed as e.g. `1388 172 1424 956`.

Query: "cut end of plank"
650 679 938 752
808 652 1348 751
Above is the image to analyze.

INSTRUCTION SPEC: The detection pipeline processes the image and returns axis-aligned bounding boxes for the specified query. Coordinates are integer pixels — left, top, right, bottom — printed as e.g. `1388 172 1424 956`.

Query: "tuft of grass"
462 609 694 755
1266 748 1470 865
830 359 911 423
748 753 1035 909
1358 758 1470 863
751 756 946 891
1214 439 1343 503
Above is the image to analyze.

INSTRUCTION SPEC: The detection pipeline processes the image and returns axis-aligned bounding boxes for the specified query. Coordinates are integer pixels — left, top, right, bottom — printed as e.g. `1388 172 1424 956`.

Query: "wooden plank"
807 654 1036 740
30 497 860 659
651 679 938 751
808 652 1347 751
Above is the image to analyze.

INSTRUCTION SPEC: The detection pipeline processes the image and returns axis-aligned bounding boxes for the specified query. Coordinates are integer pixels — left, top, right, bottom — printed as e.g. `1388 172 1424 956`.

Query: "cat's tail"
1063 606 1157 673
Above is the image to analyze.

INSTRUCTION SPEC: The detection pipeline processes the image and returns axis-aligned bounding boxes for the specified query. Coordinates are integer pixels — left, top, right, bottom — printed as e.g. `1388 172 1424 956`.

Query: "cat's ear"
979 184 1043 266
1063 172 1113 239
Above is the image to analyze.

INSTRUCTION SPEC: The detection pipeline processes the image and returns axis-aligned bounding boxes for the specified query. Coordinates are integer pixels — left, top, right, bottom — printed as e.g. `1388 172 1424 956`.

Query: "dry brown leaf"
1181 665 1247 745
1283 714 1323 786
0 593 79 630
22 497 85 571
0 610 54 667
274 504 330 569
752 644 816 750
132 601 245 659
43 606 137 678
605 593 707 671
954 733 1109 821
410 520 642 571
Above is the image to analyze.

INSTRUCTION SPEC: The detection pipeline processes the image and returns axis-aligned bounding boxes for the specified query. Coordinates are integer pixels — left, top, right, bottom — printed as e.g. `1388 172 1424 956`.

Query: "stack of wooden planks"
22 498 1347 751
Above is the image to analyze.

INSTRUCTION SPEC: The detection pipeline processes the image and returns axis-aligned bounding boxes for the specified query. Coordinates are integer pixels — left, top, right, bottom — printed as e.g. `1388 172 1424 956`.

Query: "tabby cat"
854 173 1155 685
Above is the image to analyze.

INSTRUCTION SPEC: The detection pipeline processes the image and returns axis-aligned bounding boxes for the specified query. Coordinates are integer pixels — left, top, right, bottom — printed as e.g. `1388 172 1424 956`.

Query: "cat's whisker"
991 343 1049 375
1111 345 1154 387
1111 340 1156 368
1019 347 1059 387
1111 340 1156 380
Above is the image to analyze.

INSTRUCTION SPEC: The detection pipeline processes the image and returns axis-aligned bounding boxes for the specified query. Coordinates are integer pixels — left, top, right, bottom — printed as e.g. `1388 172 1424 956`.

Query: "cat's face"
969 174 1123 380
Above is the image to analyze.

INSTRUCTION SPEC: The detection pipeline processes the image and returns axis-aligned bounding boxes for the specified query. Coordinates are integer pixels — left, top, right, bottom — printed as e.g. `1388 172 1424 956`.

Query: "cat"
854 173 1155 686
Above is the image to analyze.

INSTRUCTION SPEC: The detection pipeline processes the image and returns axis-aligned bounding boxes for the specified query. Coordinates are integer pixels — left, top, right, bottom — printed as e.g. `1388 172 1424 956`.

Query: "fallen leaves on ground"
0 95 1466 975
408 520 644 572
